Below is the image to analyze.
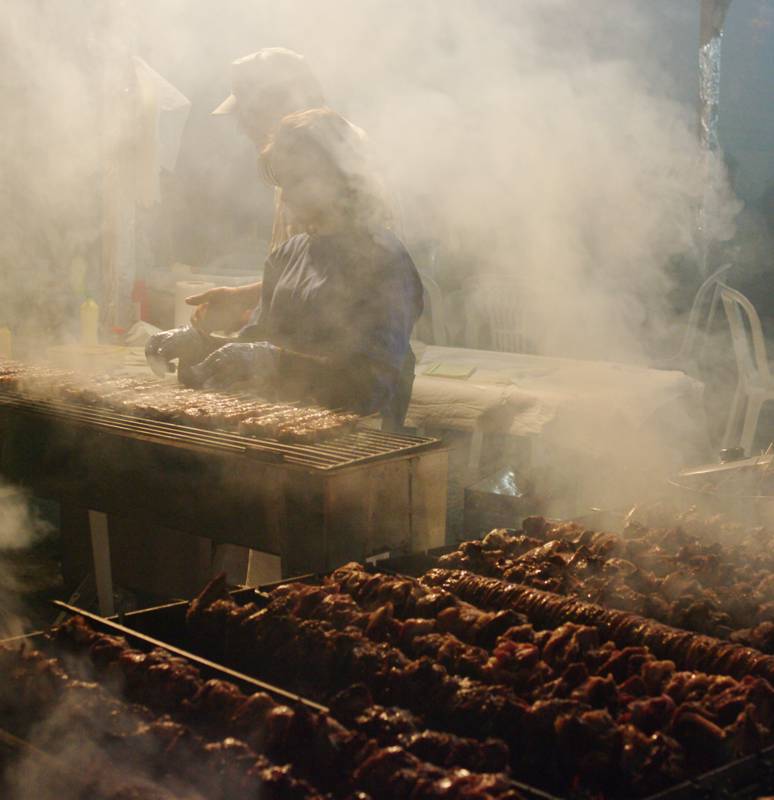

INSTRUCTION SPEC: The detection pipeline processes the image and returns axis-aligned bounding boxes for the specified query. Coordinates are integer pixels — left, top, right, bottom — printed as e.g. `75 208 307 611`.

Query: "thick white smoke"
0 1 745 511
2 0 741 357
0 484 52 637
264 0 739 361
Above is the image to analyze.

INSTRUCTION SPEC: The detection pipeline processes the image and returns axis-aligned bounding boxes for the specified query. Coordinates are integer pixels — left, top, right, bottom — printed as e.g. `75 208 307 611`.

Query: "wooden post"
88 510 114 616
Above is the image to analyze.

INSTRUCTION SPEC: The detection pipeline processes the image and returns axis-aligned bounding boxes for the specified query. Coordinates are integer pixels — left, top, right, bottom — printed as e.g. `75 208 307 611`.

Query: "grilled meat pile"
423 568 774 682
0 359 358 443
436 516 774 652
0 616 526 800
184 568 774 797
0 634 320 799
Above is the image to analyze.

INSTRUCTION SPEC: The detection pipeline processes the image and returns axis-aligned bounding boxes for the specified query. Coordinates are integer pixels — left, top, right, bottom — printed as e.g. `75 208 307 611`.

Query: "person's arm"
233 281 262 306
186 281 263 307
186 282 263 333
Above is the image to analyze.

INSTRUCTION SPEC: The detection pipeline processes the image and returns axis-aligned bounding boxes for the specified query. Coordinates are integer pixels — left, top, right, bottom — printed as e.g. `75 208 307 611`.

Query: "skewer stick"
52 601 329 714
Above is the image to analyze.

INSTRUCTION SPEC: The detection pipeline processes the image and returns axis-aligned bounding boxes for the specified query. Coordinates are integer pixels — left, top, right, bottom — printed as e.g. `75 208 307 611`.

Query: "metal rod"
4 393 259 449
0 395 249 453
52 601 329 714
0 390 437 470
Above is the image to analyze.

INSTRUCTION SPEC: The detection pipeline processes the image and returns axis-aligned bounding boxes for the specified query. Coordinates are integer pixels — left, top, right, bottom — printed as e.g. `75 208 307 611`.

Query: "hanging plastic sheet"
132 56 192 208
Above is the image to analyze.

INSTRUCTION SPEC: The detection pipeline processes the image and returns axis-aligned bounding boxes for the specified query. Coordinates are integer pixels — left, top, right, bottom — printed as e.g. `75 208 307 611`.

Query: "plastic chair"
673 263 732 368
465 280 530 353
719 285 774 456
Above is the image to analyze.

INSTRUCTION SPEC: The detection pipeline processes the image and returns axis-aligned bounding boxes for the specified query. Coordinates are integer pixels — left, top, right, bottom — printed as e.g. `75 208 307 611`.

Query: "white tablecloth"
407 344 705 457
121 342 705 460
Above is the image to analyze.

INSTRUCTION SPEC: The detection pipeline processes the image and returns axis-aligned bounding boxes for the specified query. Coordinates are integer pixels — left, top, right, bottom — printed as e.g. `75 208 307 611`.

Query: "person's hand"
145 325 213 377
186 284 261 333
183 341 280 390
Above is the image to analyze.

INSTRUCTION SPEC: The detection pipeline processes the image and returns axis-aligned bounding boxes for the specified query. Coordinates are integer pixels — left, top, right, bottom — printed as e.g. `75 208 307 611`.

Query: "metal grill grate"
0 391 438 471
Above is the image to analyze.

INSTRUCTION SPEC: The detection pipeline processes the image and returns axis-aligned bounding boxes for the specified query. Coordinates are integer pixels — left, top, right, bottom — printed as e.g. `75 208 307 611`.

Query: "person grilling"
182 47 374 336
147 108 422 426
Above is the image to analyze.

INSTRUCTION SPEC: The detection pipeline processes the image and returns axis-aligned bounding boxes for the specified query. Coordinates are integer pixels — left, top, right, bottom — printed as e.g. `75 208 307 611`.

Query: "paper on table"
423 362 476 379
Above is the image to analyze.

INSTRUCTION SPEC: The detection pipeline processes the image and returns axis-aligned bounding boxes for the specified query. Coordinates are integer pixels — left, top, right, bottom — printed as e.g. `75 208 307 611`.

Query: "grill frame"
0 388 448 583
0 390 439 471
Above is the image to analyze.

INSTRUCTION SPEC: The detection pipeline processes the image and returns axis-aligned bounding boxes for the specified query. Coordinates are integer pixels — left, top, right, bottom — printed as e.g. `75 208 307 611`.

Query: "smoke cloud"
1 0 741 356
0 483 52 638
133 0 740 360
1 673 207 800
0 1 746 514
0 485 48 551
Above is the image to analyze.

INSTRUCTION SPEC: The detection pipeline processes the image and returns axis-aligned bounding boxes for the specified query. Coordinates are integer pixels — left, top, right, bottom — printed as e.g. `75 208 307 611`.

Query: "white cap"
212 48 323 115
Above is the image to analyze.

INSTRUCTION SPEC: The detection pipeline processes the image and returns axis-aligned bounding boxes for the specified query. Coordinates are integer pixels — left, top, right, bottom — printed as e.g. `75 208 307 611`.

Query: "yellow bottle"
0 327 11 358
80 298 99 346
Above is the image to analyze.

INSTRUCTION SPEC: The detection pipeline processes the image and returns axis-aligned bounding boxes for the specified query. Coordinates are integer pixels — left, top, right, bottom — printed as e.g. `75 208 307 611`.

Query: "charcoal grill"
0 389 447 606
108 575 774 800
0 604 559 800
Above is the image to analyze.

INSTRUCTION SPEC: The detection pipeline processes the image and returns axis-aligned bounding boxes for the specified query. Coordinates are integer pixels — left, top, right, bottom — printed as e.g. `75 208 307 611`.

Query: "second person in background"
190 47 381 333
184 109 422 428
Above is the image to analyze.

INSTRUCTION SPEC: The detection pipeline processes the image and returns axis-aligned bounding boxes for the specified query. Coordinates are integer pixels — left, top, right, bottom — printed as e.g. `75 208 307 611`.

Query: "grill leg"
468 425 485 471
246 550 281 586
211 543 251 584
88 510 114 616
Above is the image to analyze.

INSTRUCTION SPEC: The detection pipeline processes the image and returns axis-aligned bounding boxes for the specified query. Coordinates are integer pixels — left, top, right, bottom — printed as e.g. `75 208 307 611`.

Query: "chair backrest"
468 280 529 353
676 263 733 362
719 284 770 385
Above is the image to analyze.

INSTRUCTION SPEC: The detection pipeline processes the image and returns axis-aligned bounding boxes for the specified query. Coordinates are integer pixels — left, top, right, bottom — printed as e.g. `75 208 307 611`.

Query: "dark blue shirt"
241 227 423 415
